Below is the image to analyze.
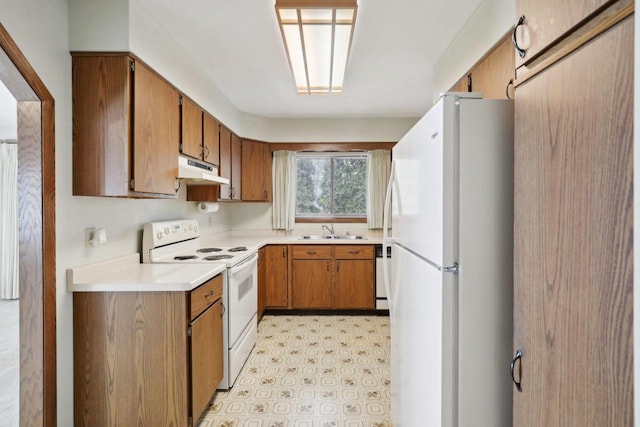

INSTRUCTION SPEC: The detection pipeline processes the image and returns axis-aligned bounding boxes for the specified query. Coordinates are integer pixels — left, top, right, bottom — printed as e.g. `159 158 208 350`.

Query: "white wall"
68 0 129 51
432 0 515 101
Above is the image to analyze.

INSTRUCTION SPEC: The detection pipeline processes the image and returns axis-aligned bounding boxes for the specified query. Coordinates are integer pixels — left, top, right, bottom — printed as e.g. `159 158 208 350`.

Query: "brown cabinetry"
241 139 272 201
447 34 514 99
180 96 204 160
265 245 289 308
73 274 224 426
218 127 242 201
514 0 610 67
512 12 633 427
203 113 220 166
292 245 333 309
290 244 374 310
258 247 266 320
334 245 374 309
72 54 180 198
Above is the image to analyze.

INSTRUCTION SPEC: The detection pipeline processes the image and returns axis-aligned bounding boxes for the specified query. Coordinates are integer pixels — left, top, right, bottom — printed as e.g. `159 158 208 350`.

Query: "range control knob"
164 227 170 235
194 225 199 233
156 231 163 240
188 223 193 231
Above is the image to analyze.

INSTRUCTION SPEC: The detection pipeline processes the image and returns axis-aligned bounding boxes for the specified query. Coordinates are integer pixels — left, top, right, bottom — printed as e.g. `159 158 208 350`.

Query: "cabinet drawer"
335 245 374 259
190 274 223 320
292 245 332 259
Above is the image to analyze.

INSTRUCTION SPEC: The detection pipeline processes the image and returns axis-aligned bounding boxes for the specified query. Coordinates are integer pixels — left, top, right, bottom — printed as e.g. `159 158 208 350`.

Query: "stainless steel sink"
299 234 366 240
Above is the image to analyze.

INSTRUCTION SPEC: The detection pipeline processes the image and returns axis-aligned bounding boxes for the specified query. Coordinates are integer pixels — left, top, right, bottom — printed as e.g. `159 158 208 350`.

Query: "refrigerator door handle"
382 160 396 315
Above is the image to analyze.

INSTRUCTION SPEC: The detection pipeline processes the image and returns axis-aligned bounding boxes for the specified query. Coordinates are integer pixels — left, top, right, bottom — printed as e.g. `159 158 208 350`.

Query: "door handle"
510 349 523 392
512 15 527 59
307 251 317 255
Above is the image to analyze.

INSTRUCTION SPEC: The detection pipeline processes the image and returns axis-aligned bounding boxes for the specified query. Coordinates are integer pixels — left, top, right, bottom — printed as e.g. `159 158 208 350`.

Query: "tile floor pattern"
197 315 392 427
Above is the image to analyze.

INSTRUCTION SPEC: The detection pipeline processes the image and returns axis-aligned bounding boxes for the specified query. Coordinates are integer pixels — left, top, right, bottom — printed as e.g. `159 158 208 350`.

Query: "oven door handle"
228 254 258 275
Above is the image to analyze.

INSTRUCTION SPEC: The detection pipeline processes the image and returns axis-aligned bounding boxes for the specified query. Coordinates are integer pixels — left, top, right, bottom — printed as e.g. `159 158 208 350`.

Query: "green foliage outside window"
296 153 367 217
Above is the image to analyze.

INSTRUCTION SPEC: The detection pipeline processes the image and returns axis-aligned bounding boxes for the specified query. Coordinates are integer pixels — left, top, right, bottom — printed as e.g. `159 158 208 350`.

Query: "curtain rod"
0 139 17 144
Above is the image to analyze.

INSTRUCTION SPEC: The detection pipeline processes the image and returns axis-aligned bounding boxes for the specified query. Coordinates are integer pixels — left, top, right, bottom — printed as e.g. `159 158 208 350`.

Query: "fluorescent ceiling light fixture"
275 0 357 95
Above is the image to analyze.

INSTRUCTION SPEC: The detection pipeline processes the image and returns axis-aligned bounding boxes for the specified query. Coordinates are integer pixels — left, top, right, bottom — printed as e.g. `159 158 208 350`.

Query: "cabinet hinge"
467 74 472 92
129 60 135 72
129 178 134 190
187 326 192 337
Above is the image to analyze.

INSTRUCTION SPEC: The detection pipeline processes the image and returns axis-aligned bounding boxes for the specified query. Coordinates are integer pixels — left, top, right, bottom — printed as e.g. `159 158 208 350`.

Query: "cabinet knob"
203 145 209 159
264 189 268 200
512 15 527 59
327 261 330 272
349 250 360 255
307 251 317 255
505 79 514 100
282 247 286 258
510 349 523 392
336 261 339 271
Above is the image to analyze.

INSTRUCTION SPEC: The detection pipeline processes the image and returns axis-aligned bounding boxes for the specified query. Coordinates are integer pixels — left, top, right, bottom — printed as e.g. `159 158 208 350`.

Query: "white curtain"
0 142 19 299
272 150 297 231
367 149 391 229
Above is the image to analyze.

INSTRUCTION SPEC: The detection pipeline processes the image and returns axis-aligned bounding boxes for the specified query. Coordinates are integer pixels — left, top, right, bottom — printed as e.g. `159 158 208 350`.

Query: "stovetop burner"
174 255 198 261
228 246 248 252
204 254 234 261
197 247 223 253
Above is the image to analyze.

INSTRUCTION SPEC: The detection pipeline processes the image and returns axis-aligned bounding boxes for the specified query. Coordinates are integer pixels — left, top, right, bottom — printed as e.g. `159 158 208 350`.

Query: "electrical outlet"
85 228 96 248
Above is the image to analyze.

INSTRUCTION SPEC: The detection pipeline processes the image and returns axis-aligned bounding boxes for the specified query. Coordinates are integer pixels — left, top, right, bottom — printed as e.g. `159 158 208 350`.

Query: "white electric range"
142 219 258 389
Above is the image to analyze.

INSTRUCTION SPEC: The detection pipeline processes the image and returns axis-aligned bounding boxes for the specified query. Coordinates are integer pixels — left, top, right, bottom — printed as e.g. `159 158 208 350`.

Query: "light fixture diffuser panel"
275 0 357 95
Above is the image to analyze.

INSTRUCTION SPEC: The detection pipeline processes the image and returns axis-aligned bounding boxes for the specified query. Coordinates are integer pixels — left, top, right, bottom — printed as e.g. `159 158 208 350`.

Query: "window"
296 152 367 220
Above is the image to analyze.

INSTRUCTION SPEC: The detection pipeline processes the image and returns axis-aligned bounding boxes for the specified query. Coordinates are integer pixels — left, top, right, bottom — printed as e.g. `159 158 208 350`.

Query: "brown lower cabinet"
265 245 289 308
73 275 223 427
291 244 375 310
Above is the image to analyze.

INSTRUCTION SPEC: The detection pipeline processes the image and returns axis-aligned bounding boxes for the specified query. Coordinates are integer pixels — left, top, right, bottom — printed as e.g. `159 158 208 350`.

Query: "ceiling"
135 0 483 119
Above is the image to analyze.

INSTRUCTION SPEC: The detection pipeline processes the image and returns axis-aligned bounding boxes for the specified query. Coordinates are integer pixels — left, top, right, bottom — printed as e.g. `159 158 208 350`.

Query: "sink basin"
299 234 334 240
298 234 367 240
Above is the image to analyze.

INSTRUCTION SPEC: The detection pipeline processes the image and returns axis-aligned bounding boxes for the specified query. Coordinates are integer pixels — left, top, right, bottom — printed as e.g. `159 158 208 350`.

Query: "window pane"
333 157 366 216
296 157 331 215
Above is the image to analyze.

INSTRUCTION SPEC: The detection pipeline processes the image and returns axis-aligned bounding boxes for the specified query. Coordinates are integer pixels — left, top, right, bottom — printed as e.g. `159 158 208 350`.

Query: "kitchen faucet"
322 224 335 235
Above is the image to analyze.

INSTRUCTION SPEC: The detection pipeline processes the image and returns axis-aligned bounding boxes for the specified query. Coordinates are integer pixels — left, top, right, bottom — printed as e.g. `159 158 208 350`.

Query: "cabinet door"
132 61 179 195
335 259 374 309
218 125 232 200
265 245 288 307
180 97 203 160
470 37 514 99
258 247 267 320
231 133 242 200
203 113 220 166
263 143 272 201
190 299 223 422
292 259 332 309
513 17 633 427
515 0 610 67
241 140 267 201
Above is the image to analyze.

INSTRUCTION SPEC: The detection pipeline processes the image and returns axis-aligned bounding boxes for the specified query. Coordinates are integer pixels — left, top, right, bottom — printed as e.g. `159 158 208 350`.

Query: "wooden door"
470 36 514 99
292 259 332 309
515 0 610 67
265 245 288 307
263 143 272 201
180 96 203 160
335 259 374 309
218 125 232 200
258 247 266 320
203 113 220 166
231 133 242 200
132 60 179 195
190 299 223 422
513 17 633 427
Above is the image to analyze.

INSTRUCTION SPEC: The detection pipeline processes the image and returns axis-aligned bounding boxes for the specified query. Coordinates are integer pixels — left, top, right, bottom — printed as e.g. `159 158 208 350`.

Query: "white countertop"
67 254 226 292
199 229 384 248
68 230 385 293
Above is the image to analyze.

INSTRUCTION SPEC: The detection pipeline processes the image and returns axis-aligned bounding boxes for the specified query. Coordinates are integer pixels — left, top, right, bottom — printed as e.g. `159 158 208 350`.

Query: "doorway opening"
0 23 56 426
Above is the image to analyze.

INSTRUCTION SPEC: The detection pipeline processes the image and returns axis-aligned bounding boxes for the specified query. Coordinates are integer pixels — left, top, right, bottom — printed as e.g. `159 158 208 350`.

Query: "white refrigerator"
383 93 514 427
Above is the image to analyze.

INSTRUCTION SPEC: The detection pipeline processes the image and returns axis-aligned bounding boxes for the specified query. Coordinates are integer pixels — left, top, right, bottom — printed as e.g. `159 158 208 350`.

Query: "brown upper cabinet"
218 126 241 201
241 139 272 202
469 37 515 99
180 96 204 160
447 34 515 100
513 0 611 68
203 113 221 166
72 54 180 197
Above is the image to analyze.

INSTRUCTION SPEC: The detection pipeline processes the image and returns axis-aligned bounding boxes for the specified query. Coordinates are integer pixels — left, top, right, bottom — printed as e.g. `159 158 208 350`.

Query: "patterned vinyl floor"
197 314 392 427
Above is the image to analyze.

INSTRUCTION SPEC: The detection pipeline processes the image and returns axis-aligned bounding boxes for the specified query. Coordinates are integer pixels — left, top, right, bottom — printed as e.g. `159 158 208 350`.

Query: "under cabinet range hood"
178 155 230 185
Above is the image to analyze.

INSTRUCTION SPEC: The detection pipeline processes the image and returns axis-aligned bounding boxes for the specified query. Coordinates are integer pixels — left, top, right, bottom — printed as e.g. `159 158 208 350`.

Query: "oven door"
227 253 258 347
